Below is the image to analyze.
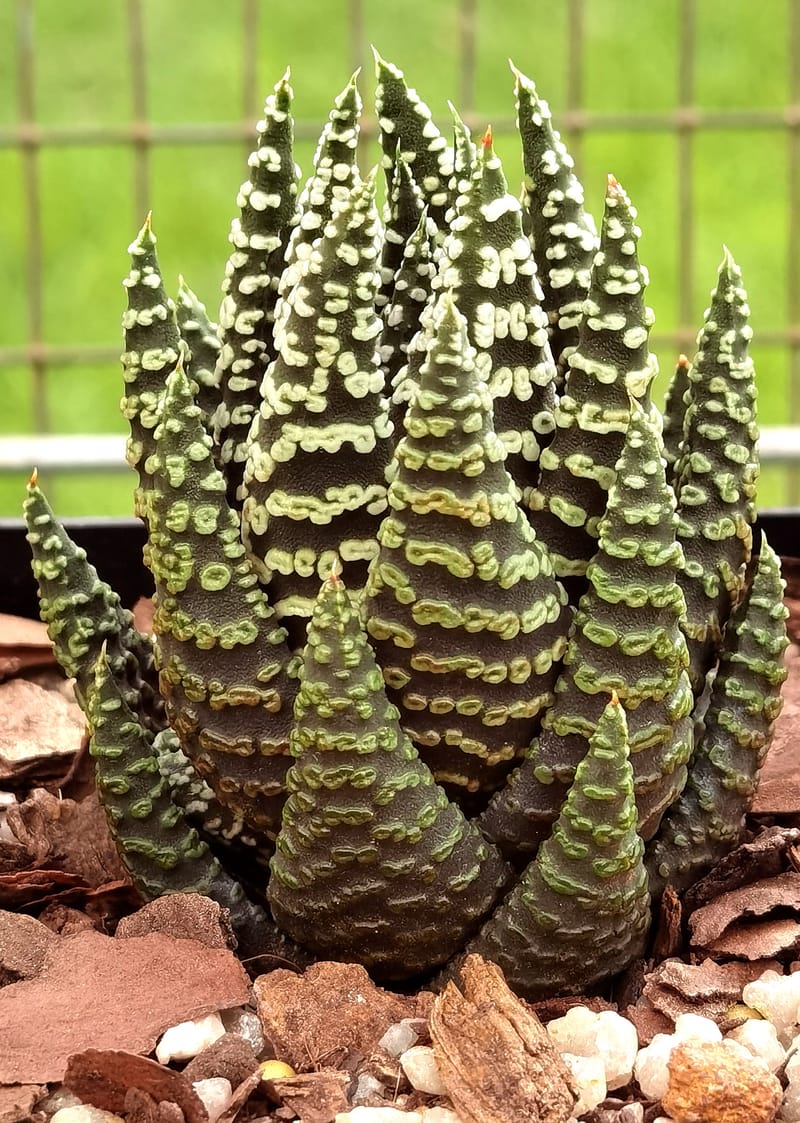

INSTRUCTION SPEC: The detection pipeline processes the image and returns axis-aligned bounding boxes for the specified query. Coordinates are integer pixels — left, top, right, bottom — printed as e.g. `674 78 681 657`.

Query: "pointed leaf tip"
678 353 690 369
481 125 493 149
28 466 38 489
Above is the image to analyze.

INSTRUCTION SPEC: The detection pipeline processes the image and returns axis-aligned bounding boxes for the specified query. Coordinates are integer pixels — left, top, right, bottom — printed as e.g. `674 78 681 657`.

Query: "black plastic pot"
1 510 797 622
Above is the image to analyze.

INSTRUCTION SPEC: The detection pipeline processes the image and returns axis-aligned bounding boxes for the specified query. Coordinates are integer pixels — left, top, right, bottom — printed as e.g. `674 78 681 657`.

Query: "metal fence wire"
3 0 800 497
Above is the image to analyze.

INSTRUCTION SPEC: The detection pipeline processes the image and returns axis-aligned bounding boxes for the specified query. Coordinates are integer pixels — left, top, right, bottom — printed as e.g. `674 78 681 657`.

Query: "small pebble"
663 1039 782 1123
36 1090 83 1115
419 1110 463 1123
743 969 800 1041
561 1053 606 1118
335 1108 423 1123
351 1073 387 1105
221 1006 266 1054
399 1046 447 1096
673 1013 722 1044
259 1059 296 1082
547 1006 638 1092
781 1050 800 1122
634 1033 677 1101
191 1078 232 1123
155 1012 226 1064
727 1019 785 1073
379 1020 419 1057
51 1108 124 1123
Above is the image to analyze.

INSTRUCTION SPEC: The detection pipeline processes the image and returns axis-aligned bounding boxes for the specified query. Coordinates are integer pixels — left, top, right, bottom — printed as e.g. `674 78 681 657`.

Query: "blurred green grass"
0 0 795 515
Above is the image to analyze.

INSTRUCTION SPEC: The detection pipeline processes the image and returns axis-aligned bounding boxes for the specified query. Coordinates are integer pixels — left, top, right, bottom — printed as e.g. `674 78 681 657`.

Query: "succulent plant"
26 60 789 1001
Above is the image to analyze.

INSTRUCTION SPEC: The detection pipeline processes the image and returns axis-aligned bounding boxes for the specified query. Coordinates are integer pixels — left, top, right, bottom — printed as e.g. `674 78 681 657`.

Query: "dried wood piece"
430 955 576 1123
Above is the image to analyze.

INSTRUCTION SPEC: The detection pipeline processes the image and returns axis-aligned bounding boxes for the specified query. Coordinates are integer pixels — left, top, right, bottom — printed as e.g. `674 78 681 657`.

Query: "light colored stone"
155 1012 226 1064
191 1078 231 1123
562 1053 606 1118
51 1108 124 1123
335 1108 423 1123
634 1033 675 1101
743 969 800 1041
399 1045 447 1096
547 1006 638 1091
727 1019 785 1072
221 1006 265 1054
673 1013 723 1044
379 1020 418 1057
782 1050 800 1122
419 1110 462 1123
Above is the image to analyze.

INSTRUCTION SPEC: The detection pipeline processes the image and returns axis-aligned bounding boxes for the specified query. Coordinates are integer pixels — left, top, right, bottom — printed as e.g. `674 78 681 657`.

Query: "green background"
0 0 795 515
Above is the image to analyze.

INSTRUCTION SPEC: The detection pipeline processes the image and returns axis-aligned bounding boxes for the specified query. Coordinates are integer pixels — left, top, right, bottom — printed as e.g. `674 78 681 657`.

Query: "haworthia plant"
647 535 789 896
674 248 760 696
268 572 510 980
145 357 298 839
121 214 182 520
468 694 650 1000
212 69 300 505
24 472 164 733
89 647 282 957
242 174 393 650
661 353 692 487
365 293 571 799
279 72 361 299
435 125 558 497
175 276 222 431
528 175 659 585
28 62 788 1001
373 49 452 230
512 62 599 378
481 400 694 854
378 154 426 311
382 208 438 431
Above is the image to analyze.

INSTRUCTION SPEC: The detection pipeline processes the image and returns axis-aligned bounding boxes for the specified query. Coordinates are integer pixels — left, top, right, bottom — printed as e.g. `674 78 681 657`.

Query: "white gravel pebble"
634 1033 676 1101
782 1050 800 1122
743 969 800 1042
51 1108 124 1123
727 1019 786 1073
546 1005 639 1091
155 1011 226 1064
335 1108 423 1123
379 1020 419 1057
634 1014 724 1101
191 1078 232 1123
419 1110 463 1123
221 1006 265 1054
673 1013 723 1044
399 1045 447 1095
561 1052 606 1118
351 1073 387 1105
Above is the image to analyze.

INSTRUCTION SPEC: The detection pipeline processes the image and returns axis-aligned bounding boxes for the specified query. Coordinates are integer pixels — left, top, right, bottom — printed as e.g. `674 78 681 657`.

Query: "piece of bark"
683 829 800 913
0 1083 45 1123
269 1071 350 1123
183 1034 260 1086
640 957 783 1029
0 929 250 1083
116 894 237 951
64 1049 207 1123
0 680 83 787
254 961 423 1072
430 955 576 1123
0 909 58 985
217 1069 263 1123
689 871 800 950
705 916 800 960
0 613 56 682
651 884 683 961
6 789 127 889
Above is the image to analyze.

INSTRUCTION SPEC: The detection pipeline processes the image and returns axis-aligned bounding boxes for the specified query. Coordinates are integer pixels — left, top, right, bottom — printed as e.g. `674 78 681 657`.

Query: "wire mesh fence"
3 0 800 509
